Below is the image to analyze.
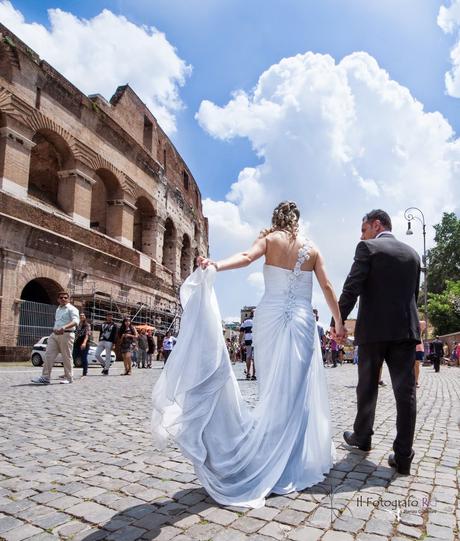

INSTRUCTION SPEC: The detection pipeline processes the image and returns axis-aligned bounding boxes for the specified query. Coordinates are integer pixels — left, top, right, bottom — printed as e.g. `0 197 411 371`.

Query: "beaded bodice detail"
262 240 313 324
284 242 312 322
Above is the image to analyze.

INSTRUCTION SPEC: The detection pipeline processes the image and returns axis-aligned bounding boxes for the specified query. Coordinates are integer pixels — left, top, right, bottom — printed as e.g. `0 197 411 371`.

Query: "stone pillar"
0 249 23 347
0 126 35 198
150 216 165 263
140 215 156 259
57 169 96 228
175 237 184 282
106 199 136 247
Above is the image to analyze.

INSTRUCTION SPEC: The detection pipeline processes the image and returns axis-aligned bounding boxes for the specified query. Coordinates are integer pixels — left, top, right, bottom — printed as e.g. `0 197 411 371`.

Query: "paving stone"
396 523 423 539
355 534 388 541
212 528 248 541
205 508 238 526
67 501 117 524
287 525 323 541
31 511 70 529
232 516 266 533
0 516 24 534
428 512 455 528
364 518 394 536
106 525 147 541
248 506 280 521
425 522 455 540
1 524 44 541
258 521 292 539
274 508 305 526
184 521 223 540
54 520 88 537
322 531 354 541
333 515 365 533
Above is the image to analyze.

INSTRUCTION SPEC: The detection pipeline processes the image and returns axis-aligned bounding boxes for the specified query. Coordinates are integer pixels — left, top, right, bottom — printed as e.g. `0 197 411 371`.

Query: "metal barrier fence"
17 300 55 346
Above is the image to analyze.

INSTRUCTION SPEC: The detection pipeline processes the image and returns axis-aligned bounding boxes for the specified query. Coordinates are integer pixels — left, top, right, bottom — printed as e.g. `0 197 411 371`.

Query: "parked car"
31 336 116 367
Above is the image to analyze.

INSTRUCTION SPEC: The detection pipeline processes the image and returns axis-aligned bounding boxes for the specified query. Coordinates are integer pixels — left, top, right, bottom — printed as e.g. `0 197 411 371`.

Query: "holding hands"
330 322 348 343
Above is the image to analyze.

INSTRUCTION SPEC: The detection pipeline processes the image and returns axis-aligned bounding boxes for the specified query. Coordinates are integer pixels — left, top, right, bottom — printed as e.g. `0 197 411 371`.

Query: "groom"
331 209 421 475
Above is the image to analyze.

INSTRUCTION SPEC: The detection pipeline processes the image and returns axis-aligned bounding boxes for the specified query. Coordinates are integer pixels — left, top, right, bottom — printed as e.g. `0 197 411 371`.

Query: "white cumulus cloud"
198 51 460 320
0 0 191 132
438 0 460 97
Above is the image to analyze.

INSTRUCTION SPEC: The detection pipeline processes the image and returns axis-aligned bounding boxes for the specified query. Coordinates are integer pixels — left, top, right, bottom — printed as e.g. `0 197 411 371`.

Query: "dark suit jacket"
334 232 421 345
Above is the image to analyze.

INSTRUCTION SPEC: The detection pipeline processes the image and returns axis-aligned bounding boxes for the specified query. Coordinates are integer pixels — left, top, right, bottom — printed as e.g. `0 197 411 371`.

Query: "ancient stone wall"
0 24 209 358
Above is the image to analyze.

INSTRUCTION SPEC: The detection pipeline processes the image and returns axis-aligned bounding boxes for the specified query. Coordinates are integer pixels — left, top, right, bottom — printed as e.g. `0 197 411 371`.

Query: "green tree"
427 280 460 335
426 212 460 294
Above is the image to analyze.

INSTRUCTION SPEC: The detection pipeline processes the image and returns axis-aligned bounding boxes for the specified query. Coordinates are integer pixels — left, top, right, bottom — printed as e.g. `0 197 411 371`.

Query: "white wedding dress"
152 242 335 508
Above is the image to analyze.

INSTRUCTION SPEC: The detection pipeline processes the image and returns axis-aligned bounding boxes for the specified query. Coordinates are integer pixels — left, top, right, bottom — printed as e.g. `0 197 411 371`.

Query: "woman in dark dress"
73 313 91 377
118 317 138 375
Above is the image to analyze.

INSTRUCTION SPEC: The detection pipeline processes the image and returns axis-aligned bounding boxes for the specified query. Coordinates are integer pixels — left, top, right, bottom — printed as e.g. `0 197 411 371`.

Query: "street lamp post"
404 207 428 340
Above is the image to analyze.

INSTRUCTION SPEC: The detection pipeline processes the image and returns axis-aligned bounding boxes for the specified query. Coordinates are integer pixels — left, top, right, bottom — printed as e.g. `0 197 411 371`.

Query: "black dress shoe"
388 452 414 475
343 431 371 452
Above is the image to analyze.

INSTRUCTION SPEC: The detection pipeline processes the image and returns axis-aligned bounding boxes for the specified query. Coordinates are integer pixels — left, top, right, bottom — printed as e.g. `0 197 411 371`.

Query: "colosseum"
0 24 209 361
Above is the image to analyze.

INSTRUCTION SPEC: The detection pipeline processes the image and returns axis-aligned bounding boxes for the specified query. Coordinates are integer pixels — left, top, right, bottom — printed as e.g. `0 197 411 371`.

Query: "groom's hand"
330 325 347 343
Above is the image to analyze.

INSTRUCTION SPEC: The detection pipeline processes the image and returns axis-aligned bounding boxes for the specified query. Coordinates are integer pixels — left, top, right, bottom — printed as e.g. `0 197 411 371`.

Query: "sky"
1 0 460 325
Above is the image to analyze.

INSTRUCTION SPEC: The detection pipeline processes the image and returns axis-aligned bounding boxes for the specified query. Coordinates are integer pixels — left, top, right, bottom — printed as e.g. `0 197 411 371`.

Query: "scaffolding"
70 282 182 339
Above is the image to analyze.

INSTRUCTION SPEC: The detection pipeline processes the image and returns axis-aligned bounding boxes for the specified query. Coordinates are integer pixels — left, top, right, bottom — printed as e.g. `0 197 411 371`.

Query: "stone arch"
180 234 192 281
17 277 64 346
90 168 123 237
133 196 156 255
28 128 75 209
20 277 63 304
162 217 177 273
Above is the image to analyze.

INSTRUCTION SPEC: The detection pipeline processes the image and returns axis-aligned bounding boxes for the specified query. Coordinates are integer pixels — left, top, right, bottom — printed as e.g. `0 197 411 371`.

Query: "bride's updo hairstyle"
260 201 300 238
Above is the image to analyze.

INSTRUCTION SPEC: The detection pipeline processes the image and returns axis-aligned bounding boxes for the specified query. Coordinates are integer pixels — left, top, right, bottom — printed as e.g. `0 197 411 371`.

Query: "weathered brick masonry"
0 24 208 359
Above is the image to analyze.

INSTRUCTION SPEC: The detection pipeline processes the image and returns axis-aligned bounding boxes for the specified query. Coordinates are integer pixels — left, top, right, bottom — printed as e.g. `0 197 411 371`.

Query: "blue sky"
10 0 459 200
2 1 460 322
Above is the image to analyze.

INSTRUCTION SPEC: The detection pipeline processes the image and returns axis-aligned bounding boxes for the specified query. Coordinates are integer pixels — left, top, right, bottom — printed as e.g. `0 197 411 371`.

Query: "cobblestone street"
0 362 459 541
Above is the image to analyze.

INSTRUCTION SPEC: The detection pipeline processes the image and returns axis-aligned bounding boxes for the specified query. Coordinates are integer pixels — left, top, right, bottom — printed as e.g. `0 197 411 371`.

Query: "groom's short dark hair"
363 209 392 230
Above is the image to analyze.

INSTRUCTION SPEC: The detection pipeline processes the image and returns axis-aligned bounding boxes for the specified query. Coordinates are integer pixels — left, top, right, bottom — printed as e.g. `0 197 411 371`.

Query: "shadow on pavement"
80 452 396 540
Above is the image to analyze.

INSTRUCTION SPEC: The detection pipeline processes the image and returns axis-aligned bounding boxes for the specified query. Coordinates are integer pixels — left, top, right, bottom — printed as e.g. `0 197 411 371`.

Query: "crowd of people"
31 290 176 384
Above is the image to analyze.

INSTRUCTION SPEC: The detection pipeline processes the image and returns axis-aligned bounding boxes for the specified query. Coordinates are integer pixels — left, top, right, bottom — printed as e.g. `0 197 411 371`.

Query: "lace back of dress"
284 240 312 323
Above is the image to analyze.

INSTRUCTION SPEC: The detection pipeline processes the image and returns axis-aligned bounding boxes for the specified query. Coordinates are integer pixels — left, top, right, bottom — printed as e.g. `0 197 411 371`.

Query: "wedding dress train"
151 243 335 508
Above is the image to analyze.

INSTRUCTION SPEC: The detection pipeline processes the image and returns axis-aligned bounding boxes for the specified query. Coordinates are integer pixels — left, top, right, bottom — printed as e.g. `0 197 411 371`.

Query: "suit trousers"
354 340 416 459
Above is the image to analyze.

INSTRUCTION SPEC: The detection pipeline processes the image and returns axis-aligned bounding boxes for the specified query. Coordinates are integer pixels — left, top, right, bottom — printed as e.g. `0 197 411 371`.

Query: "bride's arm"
313 251 346 338
199 237 267 272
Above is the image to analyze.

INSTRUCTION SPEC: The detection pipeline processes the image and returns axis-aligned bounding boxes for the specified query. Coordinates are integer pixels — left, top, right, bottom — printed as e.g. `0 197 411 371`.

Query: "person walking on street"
138 329 148 368
96 313 117 375
73 313 91 378
146 330 156 368
162 331 176 365
333 209 421 475
118 317 137 375
240 311 256 380
431 336 443 373
32 291 79 384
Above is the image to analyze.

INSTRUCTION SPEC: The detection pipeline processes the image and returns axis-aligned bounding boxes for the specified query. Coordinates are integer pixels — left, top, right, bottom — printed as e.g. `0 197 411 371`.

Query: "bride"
152 201 346 508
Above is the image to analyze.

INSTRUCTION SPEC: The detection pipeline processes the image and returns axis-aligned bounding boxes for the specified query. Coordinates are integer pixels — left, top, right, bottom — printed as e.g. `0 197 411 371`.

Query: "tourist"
313 308 326 363
31 291 79 385
329 336 339 368
138 329 148 368
73 313 91 378
162 331 176 364
431 336 443 373
95 313 117 376
118 317 137 375
240 311 256 380
147 330 156 368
